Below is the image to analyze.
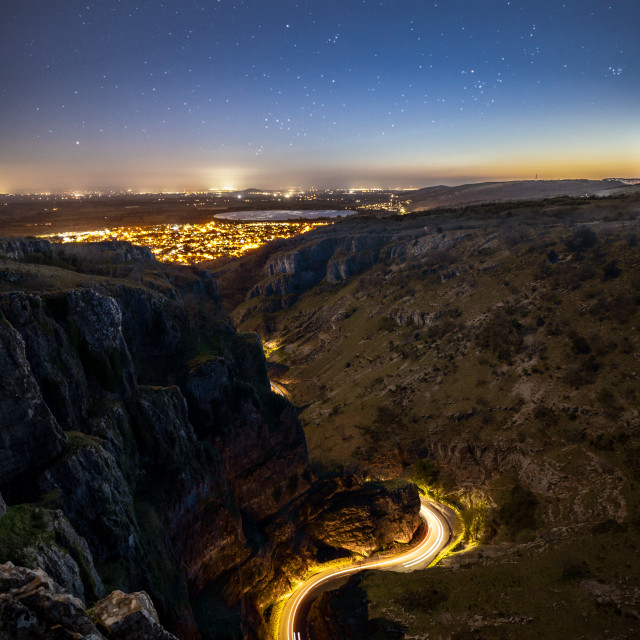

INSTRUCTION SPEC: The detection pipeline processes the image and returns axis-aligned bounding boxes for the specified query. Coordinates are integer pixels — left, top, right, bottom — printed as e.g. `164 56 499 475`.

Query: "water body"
214 209 357 221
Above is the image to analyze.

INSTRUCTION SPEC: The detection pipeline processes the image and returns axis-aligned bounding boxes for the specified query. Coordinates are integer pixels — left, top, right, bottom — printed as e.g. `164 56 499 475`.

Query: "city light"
41 219 330 265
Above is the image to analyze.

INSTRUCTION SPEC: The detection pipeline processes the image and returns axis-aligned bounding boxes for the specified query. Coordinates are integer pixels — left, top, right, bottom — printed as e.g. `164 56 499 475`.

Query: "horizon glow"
1 1 638 193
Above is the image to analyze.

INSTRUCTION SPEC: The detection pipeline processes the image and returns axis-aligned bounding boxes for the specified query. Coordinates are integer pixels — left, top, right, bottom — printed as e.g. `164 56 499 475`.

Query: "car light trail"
403 503 446 568
280 498 451 640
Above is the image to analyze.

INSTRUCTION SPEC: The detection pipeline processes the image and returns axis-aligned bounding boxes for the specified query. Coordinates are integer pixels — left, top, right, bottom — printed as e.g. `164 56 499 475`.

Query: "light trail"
402 503 446 568
279 498 451 640
270 380 292 400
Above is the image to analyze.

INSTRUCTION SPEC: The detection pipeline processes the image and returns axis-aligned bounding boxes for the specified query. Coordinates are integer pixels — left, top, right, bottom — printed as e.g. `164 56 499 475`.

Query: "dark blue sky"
1 0 638 191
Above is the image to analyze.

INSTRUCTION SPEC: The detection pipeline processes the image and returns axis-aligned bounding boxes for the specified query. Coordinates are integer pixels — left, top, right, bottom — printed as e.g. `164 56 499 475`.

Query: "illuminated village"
43 218 329 264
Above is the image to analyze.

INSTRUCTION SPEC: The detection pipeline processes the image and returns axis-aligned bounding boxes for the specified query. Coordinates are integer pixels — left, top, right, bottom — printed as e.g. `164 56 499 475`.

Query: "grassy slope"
224 194 640 637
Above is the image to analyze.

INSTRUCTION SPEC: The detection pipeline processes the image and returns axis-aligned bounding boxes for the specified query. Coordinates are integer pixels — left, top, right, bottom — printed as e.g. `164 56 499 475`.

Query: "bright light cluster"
42 219 329 265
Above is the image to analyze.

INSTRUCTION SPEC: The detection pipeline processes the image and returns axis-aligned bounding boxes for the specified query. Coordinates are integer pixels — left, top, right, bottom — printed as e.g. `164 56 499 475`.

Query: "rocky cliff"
244 232 397 307
0 239 421 639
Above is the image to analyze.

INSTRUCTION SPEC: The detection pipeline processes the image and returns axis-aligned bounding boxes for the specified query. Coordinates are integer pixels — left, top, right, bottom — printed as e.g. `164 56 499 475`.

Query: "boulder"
90 590 178 640
0 562 104 639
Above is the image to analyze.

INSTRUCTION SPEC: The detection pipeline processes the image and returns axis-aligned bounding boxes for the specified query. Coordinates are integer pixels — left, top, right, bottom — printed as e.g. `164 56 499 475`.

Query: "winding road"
278 497 452 640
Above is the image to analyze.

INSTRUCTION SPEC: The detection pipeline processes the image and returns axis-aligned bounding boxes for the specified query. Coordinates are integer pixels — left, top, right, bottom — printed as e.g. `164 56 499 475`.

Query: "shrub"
566 227 598 252
563 355 600 388
533 404 557 427
611 293 637 324
595 387 616 408
533 259 551 280
286 474 299 496
499 484 539 538
476 309 523 361
376 316 398 332
397 588 448 613
561 560 591 581
602 259 621 281
569 332 591 355
412 459 440 486
427 317 458 340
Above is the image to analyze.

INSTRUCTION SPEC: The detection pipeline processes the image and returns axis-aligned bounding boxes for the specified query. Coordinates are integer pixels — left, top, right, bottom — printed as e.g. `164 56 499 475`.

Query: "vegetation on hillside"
215 192 640 638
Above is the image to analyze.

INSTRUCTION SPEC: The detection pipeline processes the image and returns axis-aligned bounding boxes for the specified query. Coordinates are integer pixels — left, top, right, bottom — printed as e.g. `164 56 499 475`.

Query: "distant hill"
407 178 635 211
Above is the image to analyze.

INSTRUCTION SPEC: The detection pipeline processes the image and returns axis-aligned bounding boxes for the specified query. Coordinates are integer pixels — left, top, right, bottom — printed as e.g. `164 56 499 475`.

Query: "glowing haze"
1 0 638 193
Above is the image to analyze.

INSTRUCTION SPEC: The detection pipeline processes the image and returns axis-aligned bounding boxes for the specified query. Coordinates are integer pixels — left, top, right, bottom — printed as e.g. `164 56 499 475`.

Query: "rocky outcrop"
60 240 157 265
230 223 483 318
306 587 367 640
37 435 140 571
65 288 137 395
248 234 393 301
0 239 56 261
182 333 311 524
90 590 178 640
0 503 105 605
303 477 420 555
0 562 178 640
33 509 105 603
1 291 91 429
0 562 104 640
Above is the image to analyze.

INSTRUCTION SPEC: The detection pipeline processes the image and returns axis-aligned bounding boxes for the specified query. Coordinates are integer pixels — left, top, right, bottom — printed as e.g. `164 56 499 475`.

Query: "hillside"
213 192 640 638
406 179 638 212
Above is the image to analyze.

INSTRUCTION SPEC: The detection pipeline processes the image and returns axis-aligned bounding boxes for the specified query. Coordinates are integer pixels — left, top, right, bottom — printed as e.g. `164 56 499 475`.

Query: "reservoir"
214 209 357 221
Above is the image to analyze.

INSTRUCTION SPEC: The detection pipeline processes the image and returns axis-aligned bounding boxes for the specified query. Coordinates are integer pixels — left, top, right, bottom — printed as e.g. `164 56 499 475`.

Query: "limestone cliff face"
0 239 420 639
227 225 482 326
247 233 393 302
0 314 67 483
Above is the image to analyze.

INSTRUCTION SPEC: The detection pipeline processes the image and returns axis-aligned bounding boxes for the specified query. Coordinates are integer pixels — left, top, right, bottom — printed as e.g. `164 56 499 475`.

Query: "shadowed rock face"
1 291 91 429
0 239 421 639
0 316 67 484
0 239 156 265
306 576 407 640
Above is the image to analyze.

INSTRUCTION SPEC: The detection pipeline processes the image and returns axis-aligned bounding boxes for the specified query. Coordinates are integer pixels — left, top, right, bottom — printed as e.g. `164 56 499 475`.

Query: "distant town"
0 188 412 264
49 219 331 265
3 179 638 264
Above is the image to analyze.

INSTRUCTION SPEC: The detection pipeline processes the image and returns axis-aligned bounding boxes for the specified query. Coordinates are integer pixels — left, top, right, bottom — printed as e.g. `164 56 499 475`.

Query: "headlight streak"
282 499 450 640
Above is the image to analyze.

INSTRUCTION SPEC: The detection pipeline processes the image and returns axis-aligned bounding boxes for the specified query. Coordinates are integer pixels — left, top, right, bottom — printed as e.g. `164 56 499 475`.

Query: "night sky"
1 0 638 192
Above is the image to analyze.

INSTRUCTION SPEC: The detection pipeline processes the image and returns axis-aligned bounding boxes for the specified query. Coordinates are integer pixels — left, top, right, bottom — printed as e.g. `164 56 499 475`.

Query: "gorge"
0 238 421 639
